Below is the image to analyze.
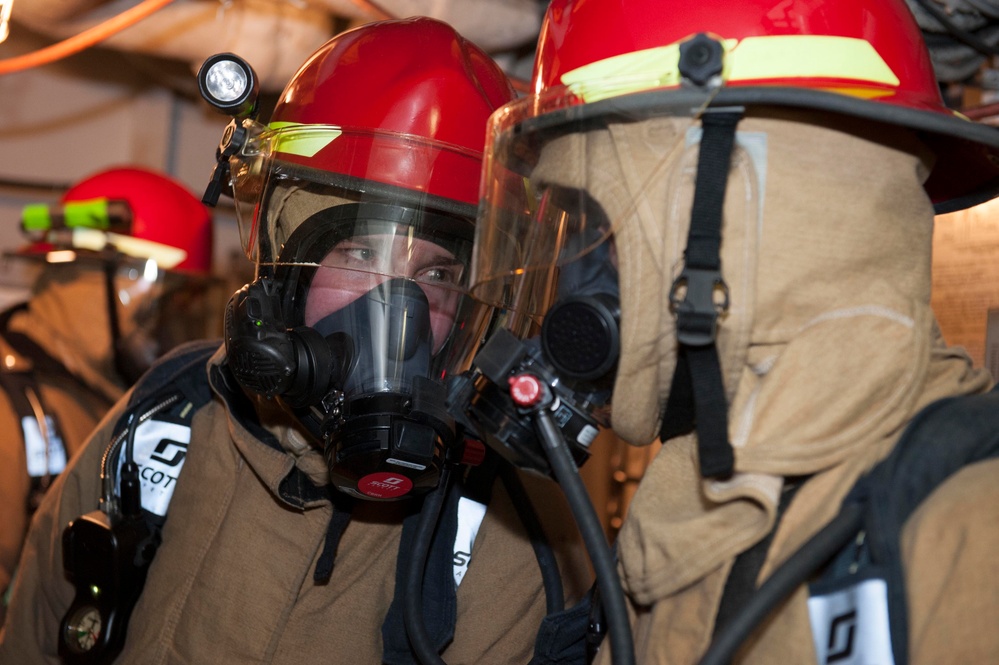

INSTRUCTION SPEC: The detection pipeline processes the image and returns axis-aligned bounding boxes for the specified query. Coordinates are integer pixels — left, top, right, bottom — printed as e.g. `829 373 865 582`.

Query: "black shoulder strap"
125 339 222 410
0 305 72 514
699 386 999 665
810 386 999 665
106 339 222 526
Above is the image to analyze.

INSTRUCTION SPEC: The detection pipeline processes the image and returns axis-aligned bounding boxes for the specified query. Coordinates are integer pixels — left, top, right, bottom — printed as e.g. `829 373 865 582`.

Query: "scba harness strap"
0 367 68 514
806 387 999 665
699 385 999 665
0 303 83 515
58 341 218 664
73 340 579 665
110 340 218 522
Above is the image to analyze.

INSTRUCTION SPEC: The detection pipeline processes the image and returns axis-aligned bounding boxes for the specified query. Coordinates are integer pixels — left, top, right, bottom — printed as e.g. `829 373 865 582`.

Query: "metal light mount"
197 53 261 206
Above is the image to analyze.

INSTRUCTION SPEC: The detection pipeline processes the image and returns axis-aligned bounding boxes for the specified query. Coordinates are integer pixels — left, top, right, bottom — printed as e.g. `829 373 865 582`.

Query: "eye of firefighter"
323 235 463 286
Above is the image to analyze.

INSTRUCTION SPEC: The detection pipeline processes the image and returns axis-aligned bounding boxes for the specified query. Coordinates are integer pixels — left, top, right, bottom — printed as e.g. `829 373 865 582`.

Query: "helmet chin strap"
659 108 743 479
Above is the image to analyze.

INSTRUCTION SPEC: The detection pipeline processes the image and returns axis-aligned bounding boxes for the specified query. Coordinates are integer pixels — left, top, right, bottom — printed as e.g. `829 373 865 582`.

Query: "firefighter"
464 0 999 663
0 165 215 624
0 17 590 664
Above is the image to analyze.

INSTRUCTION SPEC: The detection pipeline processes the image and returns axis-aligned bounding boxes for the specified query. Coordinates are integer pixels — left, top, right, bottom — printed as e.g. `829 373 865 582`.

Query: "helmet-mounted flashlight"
197 53 261 206
197 53 259 118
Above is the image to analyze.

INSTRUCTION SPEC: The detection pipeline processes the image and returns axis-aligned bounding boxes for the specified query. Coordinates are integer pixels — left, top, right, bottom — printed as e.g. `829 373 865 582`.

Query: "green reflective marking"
267 121 341 158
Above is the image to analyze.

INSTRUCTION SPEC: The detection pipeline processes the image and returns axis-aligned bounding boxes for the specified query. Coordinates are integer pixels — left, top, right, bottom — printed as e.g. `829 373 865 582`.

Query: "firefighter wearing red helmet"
465 0 999 663
0 18 591 665
0 165 215 627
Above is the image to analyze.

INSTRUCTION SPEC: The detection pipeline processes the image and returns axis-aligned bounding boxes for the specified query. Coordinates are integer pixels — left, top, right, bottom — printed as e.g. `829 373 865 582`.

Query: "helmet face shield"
303 226 467 355
225 121 492 404
472 86 714 331
229 122 484 266
287 207 483 400
112 260 220 380
30 257 221 383
472 83 767 441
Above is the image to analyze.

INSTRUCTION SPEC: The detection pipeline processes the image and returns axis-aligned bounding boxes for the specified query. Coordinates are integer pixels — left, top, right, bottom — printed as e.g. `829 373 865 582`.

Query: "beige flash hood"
9 265 127 403
536 108 991 618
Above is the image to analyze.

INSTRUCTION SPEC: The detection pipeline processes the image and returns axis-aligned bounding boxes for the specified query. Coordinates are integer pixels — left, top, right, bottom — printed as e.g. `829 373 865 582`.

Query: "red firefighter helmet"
524 0 999 214
60 166 213 273
15 166 217 382
217 18 516 500
271 16 515 206
227 16 517 267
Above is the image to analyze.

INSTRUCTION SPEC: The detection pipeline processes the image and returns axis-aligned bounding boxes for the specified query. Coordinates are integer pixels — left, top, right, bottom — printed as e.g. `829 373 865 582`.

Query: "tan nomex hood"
538 108 993 663
7 265 128 404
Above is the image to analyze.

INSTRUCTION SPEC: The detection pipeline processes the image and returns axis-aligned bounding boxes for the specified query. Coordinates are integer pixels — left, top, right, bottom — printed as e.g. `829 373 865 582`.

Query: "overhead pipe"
10 0 540 90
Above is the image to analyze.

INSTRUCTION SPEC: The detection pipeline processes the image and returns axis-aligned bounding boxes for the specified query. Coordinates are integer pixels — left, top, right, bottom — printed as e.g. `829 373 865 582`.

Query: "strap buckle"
669 266 730 347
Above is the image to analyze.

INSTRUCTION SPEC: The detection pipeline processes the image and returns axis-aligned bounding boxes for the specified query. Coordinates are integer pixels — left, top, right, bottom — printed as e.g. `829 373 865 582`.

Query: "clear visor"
472 83 720 335
228 122 482 265
226 122 491 388
303 223 469 358
112 259 222 373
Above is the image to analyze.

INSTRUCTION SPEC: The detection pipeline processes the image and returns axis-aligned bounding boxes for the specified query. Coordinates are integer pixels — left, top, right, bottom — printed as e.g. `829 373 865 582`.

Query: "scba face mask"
303 234 469 500
224 167 492 501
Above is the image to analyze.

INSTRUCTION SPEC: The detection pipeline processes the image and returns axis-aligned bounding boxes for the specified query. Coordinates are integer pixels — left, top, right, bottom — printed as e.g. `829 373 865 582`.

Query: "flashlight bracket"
197 52 260 206
202 119 250 206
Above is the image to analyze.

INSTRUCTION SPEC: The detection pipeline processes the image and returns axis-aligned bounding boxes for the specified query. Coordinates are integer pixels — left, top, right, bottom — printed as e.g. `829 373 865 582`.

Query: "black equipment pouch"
807 386 999 665
59 340 220 664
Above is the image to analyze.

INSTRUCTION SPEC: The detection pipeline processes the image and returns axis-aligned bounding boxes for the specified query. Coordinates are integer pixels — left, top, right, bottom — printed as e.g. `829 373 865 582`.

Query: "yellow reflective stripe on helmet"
728 35 899 86
560 41 688 103
561 34 898 104
266 121 341 157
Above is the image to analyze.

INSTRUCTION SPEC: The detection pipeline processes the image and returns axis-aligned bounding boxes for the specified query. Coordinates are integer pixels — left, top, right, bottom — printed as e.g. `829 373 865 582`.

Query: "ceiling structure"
4 0 999 115
4 0 544 96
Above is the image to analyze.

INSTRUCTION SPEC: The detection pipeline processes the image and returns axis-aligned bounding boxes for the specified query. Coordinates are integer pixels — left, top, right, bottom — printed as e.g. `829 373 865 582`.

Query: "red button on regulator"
508 374 543 407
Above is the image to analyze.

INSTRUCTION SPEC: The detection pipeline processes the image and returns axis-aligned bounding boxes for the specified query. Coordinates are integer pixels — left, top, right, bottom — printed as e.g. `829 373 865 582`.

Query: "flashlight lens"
205 61 248 103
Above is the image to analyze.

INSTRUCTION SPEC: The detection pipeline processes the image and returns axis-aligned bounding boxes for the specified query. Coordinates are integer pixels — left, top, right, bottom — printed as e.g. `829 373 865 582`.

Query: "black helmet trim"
505 85 999 214
272 159 480 221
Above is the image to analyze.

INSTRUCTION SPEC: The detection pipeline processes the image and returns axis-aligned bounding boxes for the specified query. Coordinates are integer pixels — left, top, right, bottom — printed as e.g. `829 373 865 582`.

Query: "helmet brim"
509 86 999 214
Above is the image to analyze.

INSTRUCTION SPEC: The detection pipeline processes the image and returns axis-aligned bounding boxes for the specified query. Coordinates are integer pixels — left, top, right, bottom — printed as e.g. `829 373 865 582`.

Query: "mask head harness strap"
661 107 743 479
